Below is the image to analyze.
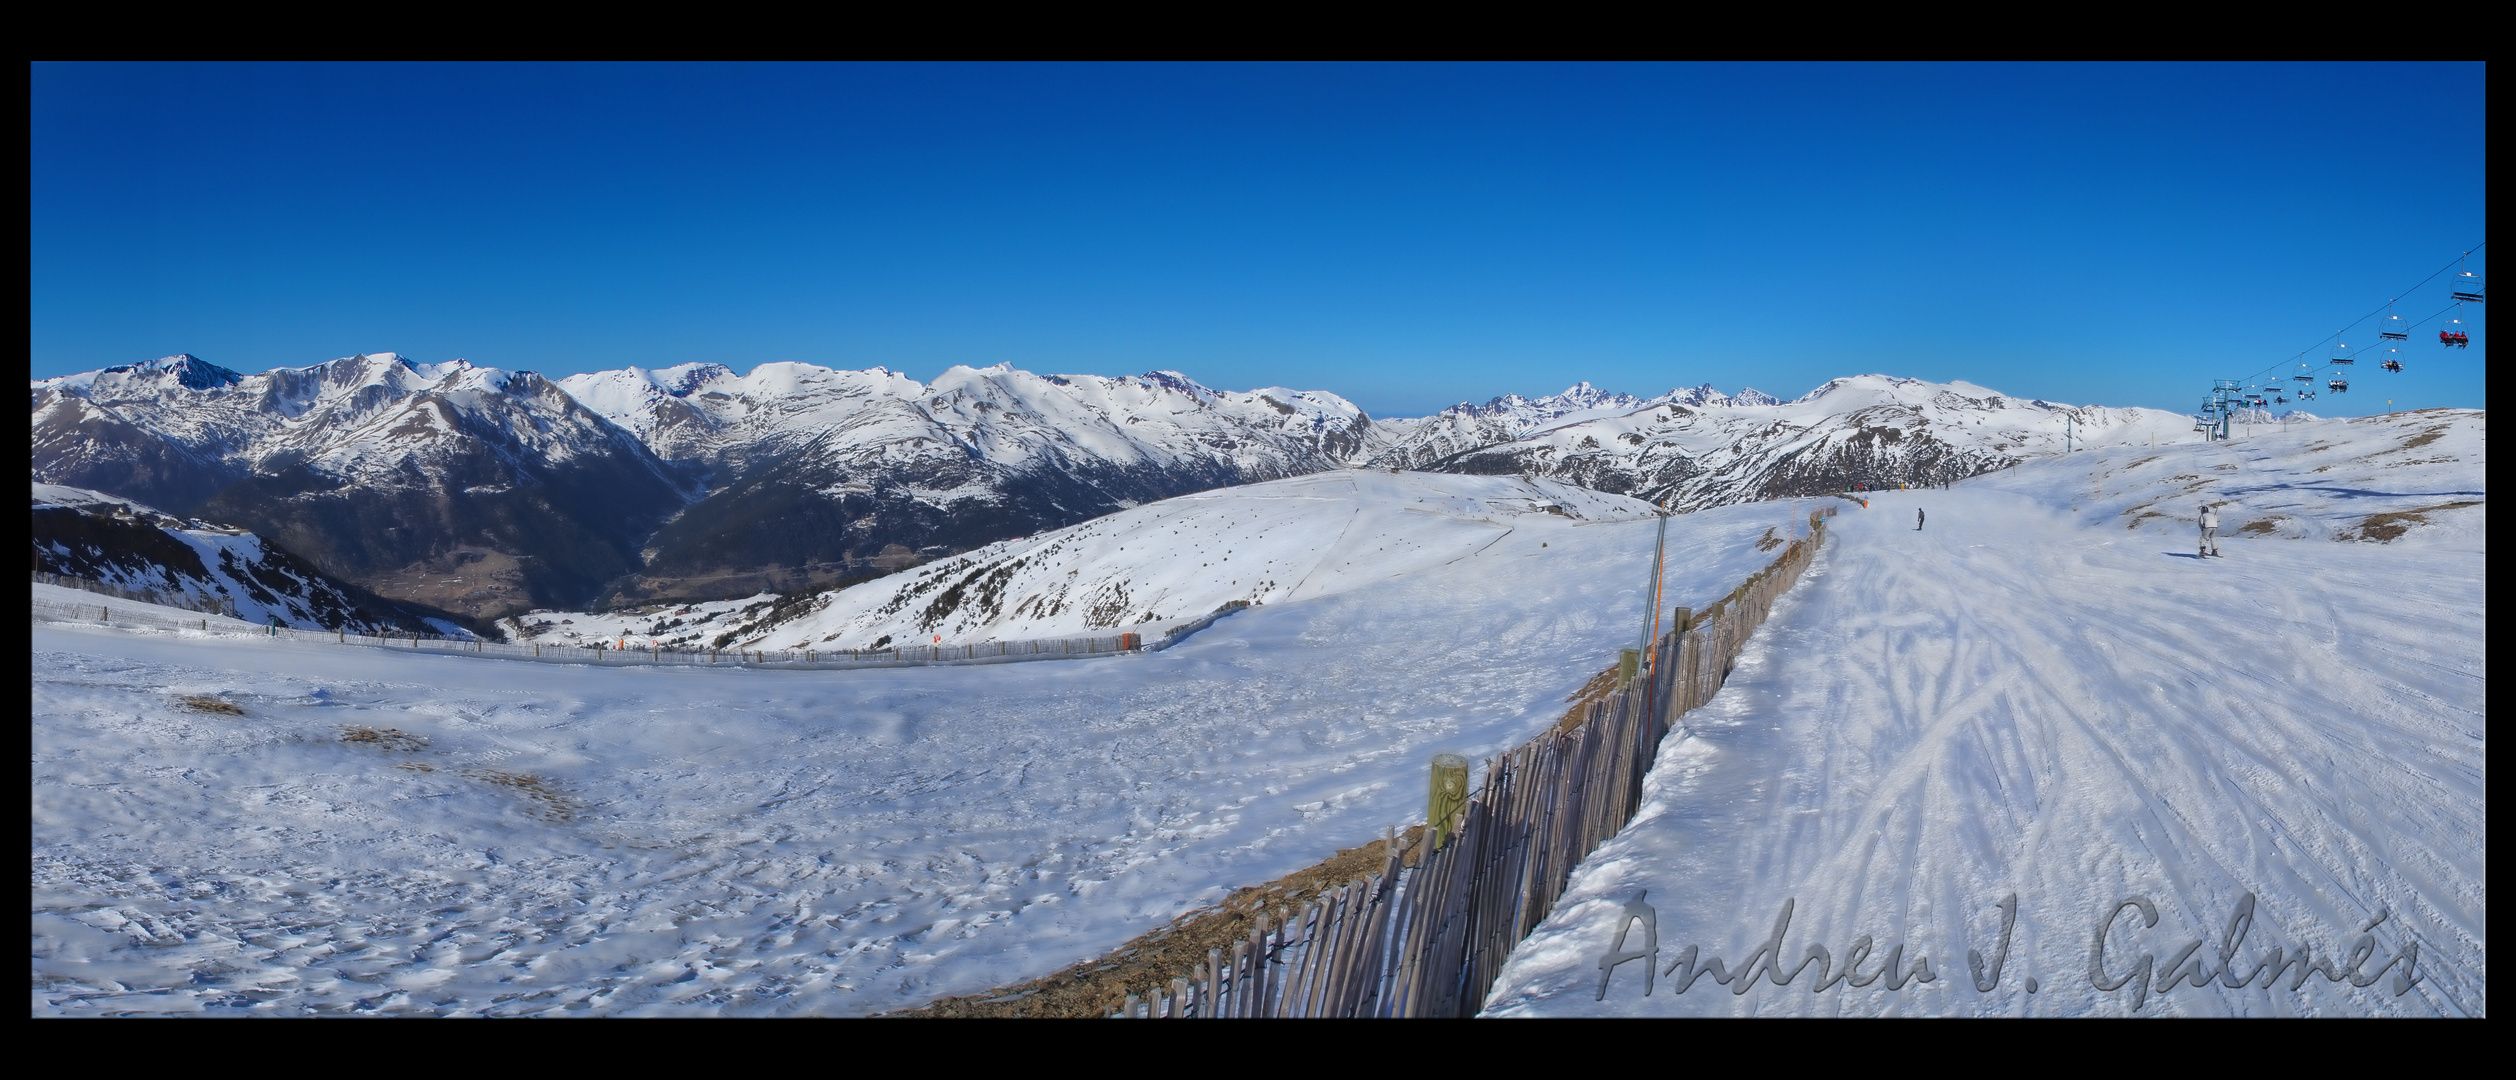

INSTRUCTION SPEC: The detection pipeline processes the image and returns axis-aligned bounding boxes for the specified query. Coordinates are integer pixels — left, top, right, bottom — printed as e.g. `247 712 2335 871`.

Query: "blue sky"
31 63 2487 418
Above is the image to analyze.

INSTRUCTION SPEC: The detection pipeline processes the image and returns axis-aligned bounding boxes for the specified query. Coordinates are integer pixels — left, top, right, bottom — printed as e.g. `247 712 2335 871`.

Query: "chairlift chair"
2330 338 2356 365
2381 347 2403 373
2451 271 2485 304
2380 308 2410 340
2328 377 2349 393
2440 314 2470 348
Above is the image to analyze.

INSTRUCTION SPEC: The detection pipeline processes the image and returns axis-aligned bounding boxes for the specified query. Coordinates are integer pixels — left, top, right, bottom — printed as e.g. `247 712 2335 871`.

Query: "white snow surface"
502 594 779 653
738 471 1663 650
1485 409 2484 1017
32 473 1829 1016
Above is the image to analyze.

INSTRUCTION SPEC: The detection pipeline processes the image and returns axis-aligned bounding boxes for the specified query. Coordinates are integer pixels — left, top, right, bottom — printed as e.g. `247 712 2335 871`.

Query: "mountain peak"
80 354 247 391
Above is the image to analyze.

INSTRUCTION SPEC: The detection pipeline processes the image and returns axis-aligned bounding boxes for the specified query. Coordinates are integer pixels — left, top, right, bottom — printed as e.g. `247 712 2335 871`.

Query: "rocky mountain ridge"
1409 375 2195 509
31 482 471 635
34 353 2197 617
32 352 692 617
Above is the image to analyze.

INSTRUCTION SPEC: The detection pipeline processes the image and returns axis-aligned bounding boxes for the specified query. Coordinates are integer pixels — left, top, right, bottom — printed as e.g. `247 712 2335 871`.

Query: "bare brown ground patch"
2237 518 2285 536
2127 456 2160 470
462 767 575 821
2125 511 2168 530
179 695 246 716
1551 662 1626 736
2338 501 2483 543
1755 527 1786 552
339 726 428 752
890 829 1421 1018
2394 427 2449 453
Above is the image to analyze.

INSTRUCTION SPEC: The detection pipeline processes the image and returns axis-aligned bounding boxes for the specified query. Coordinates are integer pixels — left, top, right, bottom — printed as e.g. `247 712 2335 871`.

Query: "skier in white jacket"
2200 505 2221 558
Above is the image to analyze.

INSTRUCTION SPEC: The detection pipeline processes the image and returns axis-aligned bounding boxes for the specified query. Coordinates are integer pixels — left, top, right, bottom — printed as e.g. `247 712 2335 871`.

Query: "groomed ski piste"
34 472 1815 1016
1485 409 2484 1017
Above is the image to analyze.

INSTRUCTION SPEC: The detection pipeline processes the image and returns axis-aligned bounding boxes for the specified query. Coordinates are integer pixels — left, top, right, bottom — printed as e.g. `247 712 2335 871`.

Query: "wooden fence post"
1206 947 1223 1019
1427 754 1470 851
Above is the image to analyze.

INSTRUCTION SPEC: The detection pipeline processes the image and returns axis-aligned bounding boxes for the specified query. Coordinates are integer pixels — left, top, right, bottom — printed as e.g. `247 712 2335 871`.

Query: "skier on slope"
2200 505 2221 558
1916 508 1925 531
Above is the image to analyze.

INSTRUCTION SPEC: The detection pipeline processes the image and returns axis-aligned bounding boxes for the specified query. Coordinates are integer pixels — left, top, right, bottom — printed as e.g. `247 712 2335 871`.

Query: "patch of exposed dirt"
2337 501 2483 543
2394 427 2449 453
2124 511 2168 530
2237 518 2285 536
1755 527 1786 552
2127 456 2161 470
179 695 246 716
2214 464 2239 471
1549 662 1627 736
339 726 427 751
891 829 1420 1018
463 767 574 821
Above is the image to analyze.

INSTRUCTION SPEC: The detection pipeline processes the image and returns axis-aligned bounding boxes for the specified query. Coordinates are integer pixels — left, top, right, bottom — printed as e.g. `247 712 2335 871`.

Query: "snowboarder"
1916 508 1925 531
2200 505 2221 558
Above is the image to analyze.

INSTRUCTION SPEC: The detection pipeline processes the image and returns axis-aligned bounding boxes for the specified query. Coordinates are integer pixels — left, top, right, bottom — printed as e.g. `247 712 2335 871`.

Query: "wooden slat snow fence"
1115 506 1836 1018
31 571 1248 669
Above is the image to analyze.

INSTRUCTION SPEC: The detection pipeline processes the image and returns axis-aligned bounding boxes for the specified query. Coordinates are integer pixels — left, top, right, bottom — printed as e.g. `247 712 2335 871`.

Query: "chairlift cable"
2229 241 2485 388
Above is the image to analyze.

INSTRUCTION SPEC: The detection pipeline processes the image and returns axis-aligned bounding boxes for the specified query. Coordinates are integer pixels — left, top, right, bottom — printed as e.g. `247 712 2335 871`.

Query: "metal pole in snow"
1638 511 1668 673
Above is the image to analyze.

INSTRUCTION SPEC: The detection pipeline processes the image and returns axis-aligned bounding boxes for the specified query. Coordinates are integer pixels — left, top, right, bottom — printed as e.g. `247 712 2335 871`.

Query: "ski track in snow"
1486 423 2485 1017
31 491 1808 1016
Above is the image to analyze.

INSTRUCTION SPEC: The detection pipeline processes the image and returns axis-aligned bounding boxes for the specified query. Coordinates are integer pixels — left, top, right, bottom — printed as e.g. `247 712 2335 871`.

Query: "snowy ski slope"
1485 410 2484 1017
32 474 1821 1016
748 471 1659 649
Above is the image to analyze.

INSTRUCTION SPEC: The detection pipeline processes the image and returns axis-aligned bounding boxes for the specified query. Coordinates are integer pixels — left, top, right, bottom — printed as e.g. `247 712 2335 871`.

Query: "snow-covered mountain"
555 362 1379 603
33 351 2206 618
713 470 1659 650
1408 375 2197 510
1369 382 1821 471
2224 407 2321 425
31 353 694 618
31 483 467 635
